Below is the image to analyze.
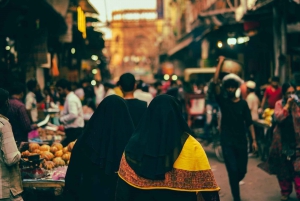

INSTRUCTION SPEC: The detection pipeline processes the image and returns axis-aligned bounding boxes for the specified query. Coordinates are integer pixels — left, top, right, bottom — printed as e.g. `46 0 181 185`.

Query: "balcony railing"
112 9 157 21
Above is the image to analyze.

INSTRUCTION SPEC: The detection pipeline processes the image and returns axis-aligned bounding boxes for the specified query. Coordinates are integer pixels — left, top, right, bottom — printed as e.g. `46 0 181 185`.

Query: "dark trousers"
62 127 83 147
222 143 248 201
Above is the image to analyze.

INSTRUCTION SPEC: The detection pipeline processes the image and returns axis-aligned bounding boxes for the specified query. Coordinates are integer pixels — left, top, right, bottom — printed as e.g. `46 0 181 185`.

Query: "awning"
167 35 193 56
167 26 213 57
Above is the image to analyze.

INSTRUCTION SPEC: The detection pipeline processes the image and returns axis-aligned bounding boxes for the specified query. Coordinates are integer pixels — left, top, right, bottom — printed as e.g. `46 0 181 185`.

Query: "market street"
204 146 298 201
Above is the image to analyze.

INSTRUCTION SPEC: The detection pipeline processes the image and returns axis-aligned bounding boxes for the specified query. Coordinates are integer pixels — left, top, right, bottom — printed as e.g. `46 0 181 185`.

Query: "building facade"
109 9 159 81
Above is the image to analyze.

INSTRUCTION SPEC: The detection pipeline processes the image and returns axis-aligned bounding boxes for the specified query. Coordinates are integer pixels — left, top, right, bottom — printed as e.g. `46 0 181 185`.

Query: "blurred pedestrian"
56 79 84 146
166 80 180 99
103 82 116 97
119 73 147 128
153 81 163 96
213 56 257 201
260 76 282 110
259 82 300 201
25 79 39 123
246 81 260 155
114 81 124 97
246 81 260 121
64 95 134 201
116 95 220 201
82 80 96 110
0 88 23 201
134 80 153 105
7 83 37 145
73 82 84 102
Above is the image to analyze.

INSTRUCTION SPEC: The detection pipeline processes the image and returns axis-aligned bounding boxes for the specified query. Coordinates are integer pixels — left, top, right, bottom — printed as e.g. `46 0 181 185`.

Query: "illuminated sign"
77 6 86 39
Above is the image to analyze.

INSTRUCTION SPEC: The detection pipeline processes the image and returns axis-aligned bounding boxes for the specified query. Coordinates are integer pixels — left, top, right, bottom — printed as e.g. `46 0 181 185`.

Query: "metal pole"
273 2 280 76
280 0 287 82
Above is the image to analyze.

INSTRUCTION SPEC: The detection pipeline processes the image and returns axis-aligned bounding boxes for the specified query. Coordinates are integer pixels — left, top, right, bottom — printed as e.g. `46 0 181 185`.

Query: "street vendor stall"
253 109 273 161
19 141 76 199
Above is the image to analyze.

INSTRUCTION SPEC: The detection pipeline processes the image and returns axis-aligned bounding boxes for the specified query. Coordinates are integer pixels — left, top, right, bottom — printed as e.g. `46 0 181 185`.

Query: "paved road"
203 145 298 201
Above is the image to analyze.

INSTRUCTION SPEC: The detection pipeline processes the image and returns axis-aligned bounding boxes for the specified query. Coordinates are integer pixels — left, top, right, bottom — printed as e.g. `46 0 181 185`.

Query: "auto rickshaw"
183 68 216 128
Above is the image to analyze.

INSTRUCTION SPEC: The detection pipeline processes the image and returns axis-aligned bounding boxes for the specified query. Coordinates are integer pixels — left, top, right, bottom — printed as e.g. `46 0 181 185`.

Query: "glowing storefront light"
227 38 237 45
91 55 98 61
217 41 223 48
237 36 250 44
92 69 98 74
164 74 170 80
91 80 97 86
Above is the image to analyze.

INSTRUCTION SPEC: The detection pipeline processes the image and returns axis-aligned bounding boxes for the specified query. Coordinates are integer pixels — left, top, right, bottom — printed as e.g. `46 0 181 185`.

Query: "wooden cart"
23 179 65 196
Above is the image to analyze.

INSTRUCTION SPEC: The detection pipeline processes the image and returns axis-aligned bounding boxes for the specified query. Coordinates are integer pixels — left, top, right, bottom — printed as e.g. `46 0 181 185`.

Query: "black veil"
125 94 192 180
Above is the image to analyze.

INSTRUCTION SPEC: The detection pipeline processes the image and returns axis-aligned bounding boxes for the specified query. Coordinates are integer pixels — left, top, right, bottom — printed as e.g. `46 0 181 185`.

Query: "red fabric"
240 83 248 100
118 155 219 191
278 176 300 199
264 86 282 109
278 179 293 196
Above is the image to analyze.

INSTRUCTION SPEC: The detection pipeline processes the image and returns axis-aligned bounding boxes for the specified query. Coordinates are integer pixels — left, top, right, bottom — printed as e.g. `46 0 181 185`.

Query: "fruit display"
262 108 274 126
21 141 74 170
43 161 56 170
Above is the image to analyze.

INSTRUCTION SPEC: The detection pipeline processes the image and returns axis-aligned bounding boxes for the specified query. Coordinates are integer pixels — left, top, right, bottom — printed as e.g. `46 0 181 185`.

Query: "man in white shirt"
134 80 153 106
56 79 84 146
246 81 260 121
246 81 260 155
25 79 39 123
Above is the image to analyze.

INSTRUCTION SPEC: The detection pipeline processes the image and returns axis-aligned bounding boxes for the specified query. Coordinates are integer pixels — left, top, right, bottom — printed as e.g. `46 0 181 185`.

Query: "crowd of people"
0 56 300 201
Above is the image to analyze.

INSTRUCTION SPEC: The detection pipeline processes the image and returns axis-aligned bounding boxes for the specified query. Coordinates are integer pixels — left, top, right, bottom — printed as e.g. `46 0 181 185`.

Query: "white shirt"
74 88 85 101
25 92 38 122
94 84 105 106
60 92 84 129
105 89 116 97
246 92 260 121
134 89 153 106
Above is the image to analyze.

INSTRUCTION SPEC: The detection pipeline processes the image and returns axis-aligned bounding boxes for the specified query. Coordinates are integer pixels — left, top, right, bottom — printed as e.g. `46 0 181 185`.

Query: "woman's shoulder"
173 135 211 171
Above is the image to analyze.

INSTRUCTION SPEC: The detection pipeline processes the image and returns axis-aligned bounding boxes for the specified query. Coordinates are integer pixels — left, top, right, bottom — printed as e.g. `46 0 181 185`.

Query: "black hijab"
125 94 192 180
82 95 135 175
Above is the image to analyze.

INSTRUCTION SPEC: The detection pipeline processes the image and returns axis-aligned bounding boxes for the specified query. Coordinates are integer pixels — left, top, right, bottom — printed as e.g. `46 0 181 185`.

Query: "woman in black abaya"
64 95 134 201
116 95 220 201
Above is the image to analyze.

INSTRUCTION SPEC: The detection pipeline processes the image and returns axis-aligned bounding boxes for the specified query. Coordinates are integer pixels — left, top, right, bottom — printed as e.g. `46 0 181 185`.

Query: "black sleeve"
215 92 225 107
64 135 85 200
243 101 253 127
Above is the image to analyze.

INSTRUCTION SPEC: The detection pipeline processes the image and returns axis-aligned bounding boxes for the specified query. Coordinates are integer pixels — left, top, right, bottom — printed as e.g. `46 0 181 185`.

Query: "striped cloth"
0 115 23 199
